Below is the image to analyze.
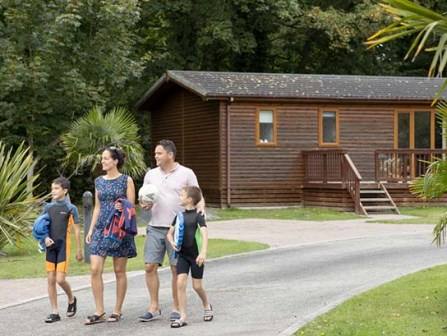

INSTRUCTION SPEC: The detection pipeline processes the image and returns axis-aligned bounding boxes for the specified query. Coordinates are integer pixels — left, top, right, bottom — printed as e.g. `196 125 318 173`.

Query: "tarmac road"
1 231 447 336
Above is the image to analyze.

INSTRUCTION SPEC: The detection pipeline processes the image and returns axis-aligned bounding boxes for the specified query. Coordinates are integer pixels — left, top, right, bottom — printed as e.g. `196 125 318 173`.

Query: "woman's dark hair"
103 145 125 169
158 139 176 158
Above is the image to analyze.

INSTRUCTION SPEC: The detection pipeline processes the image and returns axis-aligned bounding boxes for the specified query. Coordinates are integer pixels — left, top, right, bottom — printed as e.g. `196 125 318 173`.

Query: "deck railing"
303 150 347 183
375 149 447 182
303 150 363 214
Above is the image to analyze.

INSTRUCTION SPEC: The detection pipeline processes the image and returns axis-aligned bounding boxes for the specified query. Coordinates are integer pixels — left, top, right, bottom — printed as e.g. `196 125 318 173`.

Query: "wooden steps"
359 182 400 215
360 198 390 202
360 190 385 194
363 205 398 210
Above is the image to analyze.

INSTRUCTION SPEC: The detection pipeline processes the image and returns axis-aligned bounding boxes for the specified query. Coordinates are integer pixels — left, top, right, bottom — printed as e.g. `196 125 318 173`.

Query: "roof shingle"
137 70 447 107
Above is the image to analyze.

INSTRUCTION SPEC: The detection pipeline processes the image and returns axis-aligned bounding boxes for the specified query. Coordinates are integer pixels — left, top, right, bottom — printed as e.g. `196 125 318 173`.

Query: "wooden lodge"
136 70 447 215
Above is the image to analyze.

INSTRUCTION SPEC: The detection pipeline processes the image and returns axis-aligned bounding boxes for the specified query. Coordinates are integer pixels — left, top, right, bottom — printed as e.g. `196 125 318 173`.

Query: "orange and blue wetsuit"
43 199 80 273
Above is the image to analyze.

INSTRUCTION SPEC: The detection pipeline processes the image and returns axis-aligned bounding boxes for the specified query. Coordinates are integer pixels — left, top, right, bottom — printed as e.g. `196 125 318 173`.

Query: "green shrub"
0 142 43 251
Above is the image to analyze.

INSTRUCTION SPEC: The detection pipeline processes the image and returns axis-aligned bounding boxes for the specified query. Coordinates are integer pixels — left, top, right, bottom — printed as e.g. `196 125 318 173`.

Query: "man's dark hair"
103 145 126 169
184 186 202 206
53 176 70 190
158 139 177 158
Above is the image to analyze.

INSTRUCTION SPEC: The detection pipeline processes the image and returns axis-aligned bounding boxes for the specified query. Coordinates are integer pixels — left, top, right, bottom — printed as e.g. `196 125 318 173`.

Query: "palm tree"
367 0 447 94
368 0 447 245
61 106 147 178
0 142 43 251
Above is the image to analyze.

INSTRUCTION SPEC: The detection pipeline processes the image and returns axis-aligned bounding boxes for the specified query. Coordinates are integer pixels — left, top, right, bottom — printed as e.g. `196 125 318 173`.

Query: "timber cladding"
221 101 317 206
338 106 394 181
221 101 437 207
303 187 354 210
386 186 447 206
150 87 221 205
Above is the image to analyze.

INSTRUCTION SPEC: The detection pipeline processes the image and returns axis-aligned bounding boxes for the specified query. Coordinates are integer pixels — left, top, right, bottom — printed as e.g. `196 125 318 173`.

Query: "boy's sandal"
84 312 106 325
204 304 213 322
45 313 61 323
66 296 77 317
171 319 188 328
107 313 122 322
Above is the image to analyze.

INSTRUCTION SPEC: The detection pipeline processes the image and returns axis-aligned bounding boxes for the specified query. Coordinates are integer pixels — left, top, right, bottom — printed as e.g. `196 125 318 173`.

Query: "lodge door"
395 110 443 178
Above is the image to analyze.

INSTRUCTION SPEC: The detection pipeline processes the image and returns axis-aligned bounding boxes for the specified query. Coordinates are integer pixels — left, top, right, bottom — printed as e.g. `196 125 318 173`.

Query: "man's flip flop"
171 319 188 328
107 313 122 322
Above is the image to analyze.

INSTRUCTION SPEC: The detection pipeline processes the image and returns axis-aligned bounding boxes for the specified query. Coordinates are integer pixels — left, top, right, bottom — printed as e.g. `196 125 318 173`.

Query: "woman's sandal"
171 319 188 328
204 304 214 322
84 312 106 325
107 313 122 322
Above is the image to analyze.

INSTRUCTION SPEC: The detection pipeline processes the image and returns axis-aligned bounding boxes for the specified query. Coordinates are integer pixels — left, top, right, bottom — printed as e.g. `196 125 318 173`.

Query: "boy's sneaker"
170 311 181 321
45 314 61 323
138 310 161 322
67 296 77 317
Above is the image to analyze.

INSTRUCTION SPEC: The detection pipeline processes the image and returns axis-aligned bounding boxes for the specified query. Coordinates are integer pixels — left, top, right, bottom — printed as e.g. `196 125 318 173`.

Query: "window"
394 110 439 149
257 109 277 145
319 110 339 146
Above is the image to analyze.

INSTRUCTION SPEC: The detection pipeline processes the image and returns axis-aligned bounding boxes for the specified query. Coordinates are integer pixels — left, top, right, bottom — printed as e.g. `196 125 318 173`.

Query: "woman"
85 146 137 324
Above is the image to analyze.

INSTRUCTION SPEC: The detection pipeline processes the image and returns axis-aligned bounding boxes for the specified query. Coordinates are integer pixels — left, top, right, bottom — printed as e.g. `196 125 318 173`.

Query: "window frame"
318 108 340 147
256 107 278 146
394 109 436 149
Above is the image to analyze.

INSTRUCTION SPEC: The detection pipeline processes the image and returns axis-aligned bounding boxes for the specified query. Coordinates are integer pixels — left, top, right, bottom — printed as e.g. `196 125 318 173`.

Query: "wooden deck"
303 149 447 215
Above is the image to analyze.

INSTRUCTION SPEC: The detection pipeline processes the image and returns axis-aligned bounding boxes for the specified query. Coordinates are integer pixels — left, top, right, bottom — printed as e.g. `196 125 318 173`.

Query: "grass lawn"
296 264 447 336
0 236 268 279
367 206 446 224
210 207 360 221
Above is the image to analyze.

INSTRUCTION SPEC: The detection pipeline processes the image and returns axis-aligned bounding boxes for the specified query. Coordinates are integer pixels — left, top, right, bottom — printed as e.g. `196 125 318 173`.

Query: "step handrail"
342 154 366 215
379 182 400 215
343 154 362 180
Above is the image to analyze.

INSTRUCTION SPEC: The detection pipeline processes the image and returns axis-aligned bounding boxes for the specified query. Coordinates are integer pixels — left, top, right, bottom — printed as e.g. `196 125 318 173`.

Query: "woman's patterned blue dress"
89 174 137 258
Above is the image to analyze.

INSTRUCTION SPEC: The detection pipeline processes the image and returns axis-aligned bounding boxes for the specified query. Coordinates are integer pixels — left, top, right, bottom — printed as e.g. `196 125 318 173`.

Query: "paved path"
206 215 430 247
1 215 446 335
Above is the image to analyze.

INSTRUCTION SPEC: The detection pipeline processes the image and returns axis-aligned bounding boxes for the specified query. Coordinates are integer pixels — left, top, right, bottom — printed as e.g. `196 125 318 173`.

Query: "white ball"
138 184 159 204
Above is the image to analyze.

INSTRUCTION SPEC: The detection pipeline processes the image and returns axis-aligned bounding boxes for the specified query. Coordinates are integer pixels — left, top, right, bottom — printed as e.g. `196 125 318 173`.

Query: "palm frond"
433 212 447 247
410 159 447 199
61 106 147 177
367 0 447 82
0 142 43 250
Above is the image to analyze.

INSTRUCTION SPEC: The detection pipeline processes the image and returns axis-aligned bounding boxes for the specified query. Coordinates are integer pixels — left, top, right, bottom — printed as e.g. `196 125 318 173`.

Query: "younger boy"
167 186 213 328
43 177 83 323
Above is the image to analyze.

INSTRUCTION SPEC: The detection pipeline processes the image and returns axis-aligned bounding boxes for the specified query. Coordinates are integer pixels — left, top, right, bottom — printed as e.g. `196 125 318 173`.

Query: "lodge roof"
136 70 447 108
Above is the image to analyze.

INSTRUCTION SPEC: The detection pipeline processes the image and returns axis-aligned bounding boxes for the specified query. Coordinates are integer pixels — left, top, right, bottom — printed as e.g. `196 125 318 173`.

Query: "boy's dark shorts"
176 254 204 279
46 239 70 273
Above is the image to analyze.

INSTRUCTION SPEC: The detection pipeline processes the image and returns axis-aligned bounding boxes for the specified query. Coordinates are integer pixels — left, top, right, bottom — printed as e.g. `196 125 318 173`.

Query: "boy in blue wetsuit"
43 177 83 323
167 186 213 328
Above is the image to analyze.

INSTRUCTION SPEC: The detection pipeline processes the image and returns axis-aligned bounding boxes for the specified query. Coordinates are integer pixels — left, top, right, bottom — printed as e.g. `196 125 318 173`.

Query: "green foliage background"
2 0 447 198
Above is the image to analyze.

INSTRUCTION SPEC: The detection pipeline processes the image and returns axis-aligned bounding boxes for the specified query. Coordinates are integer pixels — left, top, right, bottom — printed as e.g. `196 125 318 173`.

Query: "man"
139 139 205 322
